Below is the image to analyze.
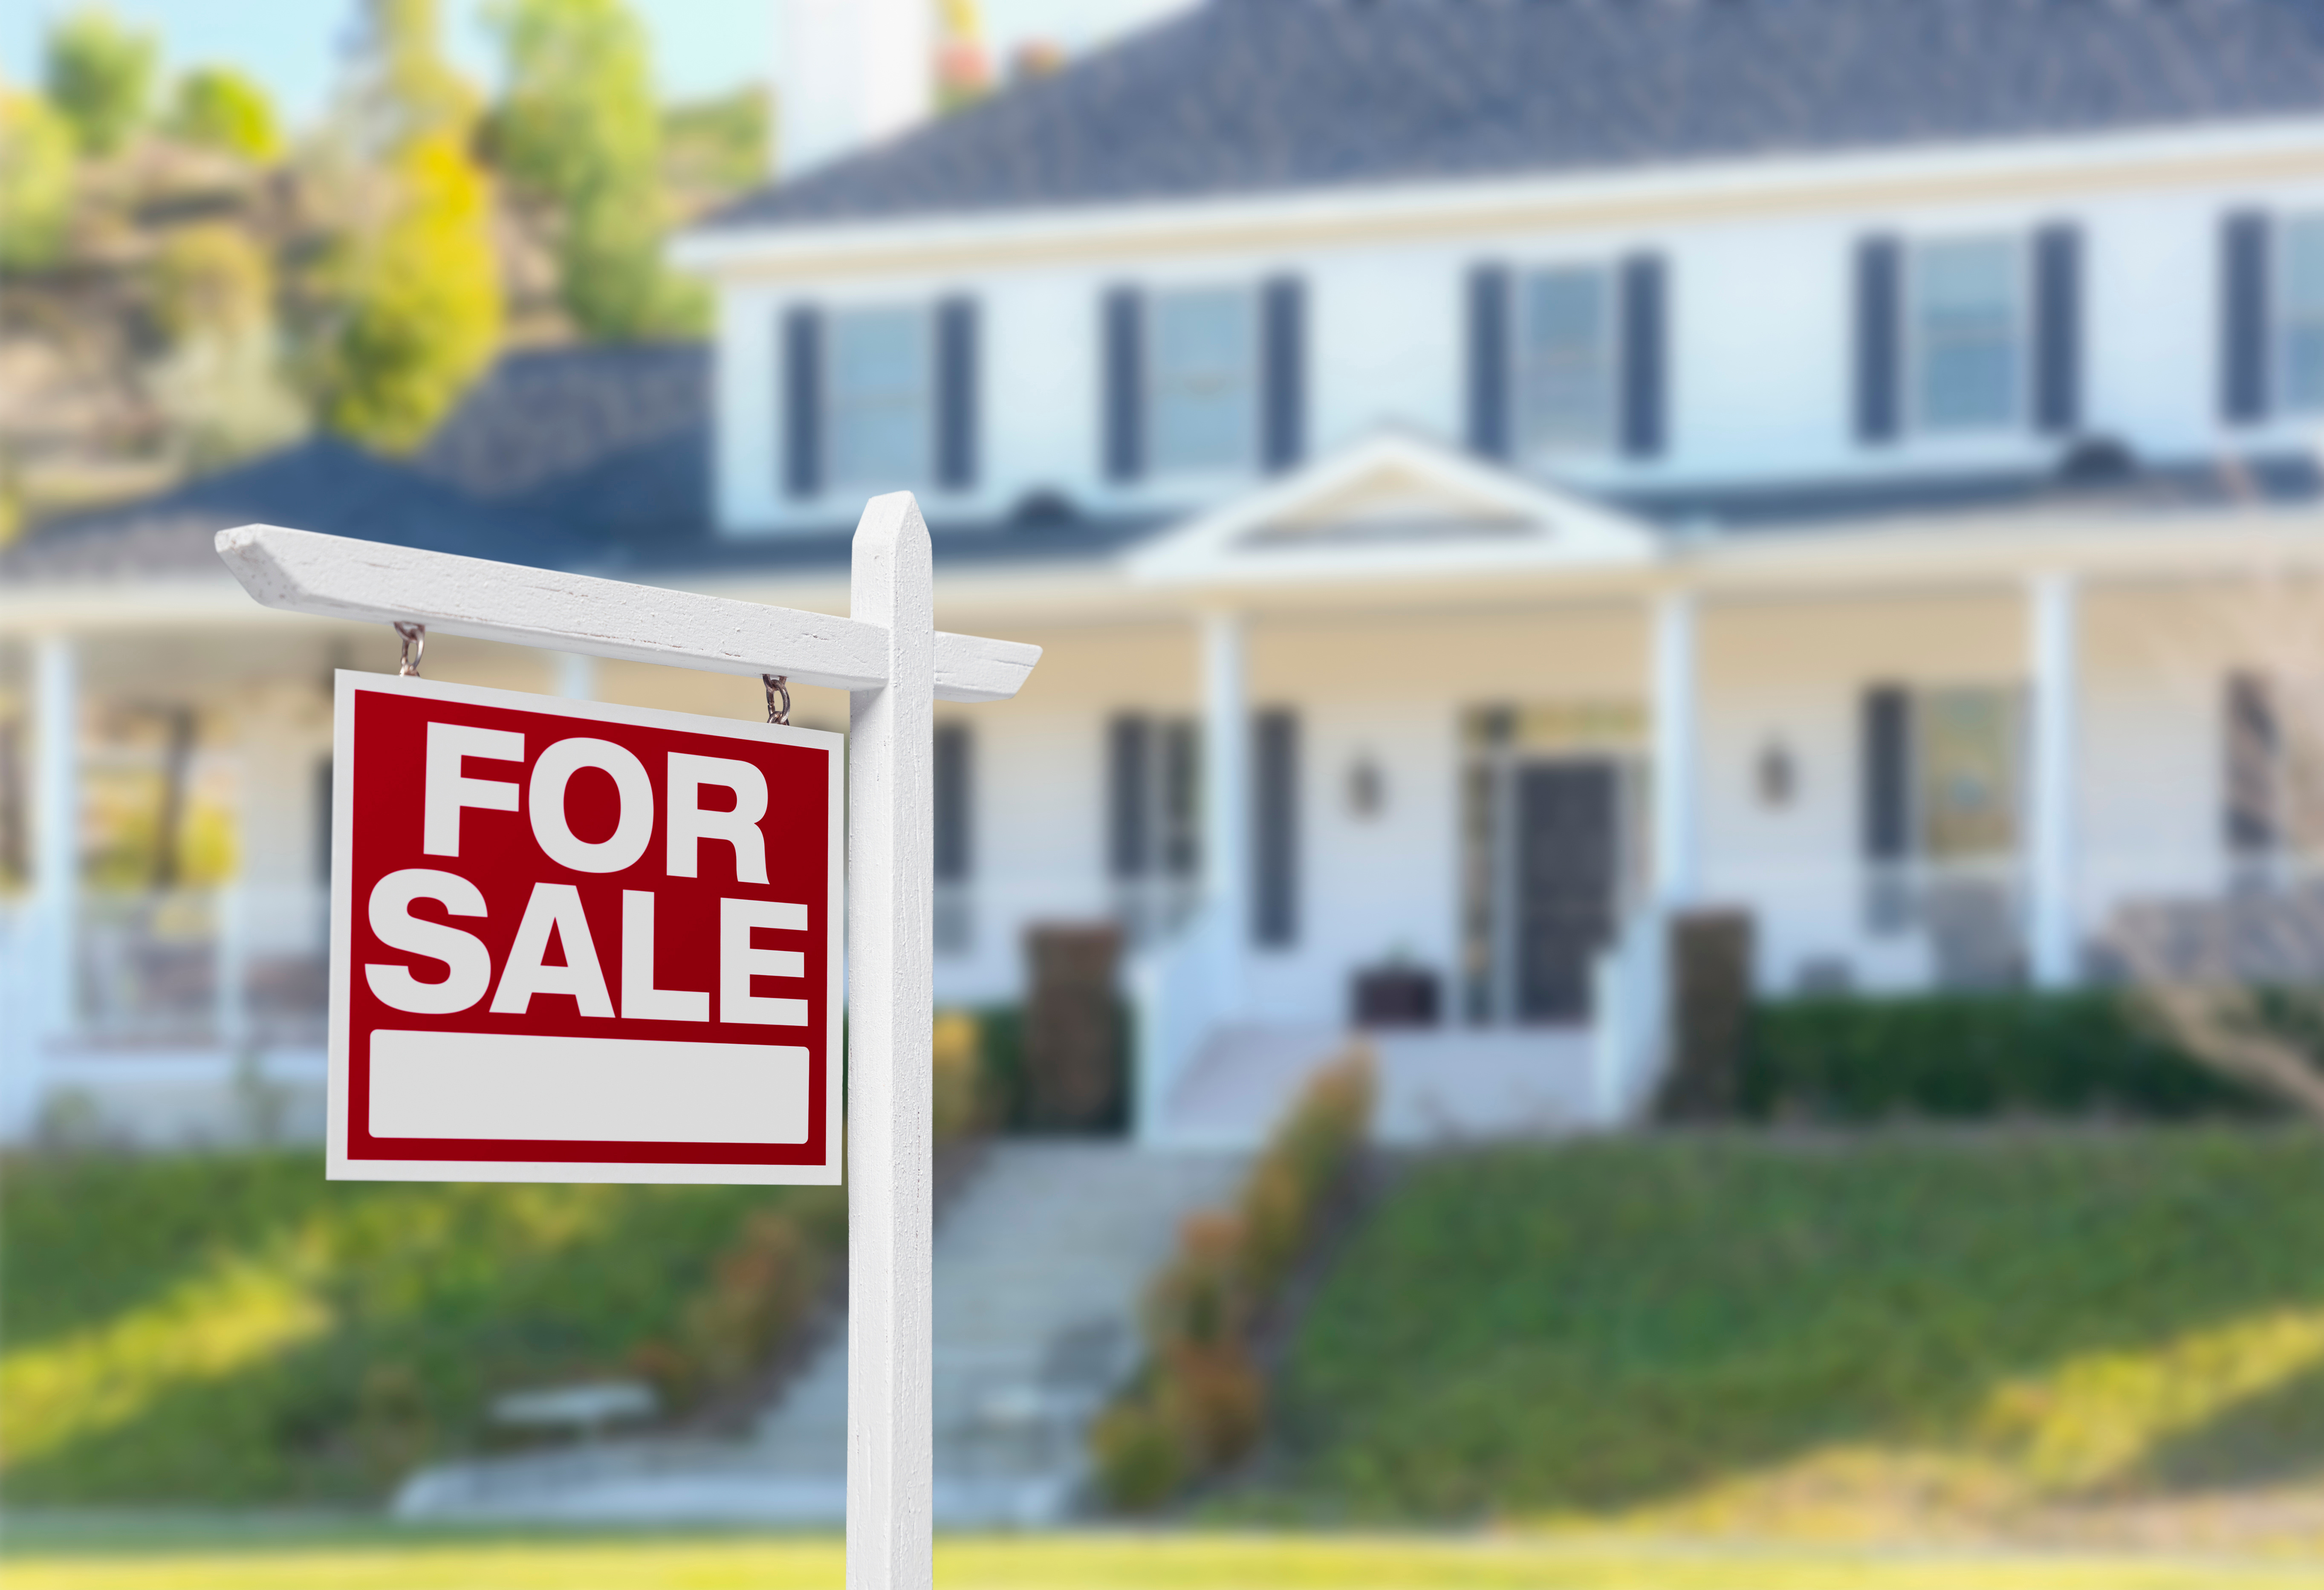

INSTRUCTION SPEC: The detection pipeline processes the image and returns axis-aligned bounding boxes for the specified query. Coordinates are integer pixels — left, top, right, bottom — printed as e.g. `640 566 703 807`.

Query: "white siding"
710 153 2324 538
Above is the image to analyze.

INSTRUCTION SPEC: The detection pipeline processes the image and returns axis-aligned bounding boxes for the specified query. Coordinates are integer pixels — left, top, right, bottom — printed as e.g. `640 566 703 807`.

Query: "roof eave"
671 112 2324 280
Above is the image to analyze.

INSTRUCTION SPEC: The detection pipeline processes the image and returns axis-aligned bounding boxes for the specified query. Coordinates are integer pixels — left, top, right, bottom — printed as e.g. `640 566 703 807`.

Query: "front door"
1513 760 1619 1021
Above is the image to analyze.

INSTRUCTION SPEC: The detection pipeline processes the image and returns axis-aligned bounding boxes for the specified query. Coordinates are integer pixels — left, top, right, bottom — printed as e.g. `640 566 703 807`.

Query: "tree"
315 0 502 452
345 0 476 153
487 0 701 340
169 66 282 162
0 87 75 270
43 6 156 156
322 132 502 451
145 223 308 465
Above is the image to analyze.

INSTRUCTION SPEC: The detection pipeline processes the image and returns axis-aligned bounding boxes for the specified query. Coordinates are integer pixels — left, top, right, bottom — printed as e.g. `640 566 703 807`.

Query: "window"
1515 264 1614 456
2223 671 2324 859
2282 216 2324 413
1911 237 2023 432
1148 288 1254 474
1916 687 2019 859
1108 713 1200 944
827 306 929 487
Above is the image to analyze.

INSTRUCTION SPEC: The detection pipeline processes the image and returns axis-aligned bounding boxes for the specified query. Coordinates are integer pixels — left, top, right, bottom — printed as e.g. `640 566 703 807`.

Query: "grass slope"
6 1531 2322 1590
0 1151 841 1504
1270 1130 2324 1537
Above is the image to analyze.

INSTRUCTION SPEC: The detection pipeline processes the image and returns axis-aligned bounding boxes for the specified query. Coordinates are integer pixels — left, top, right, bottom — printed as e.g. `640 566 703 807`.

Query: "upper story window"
1856 226 2077 445
827 306 930 487
2280 216 2324 413
1148 287 1256 474
1515 264 1615 457
1910 237 2023 433
782 297 977 503
1102 278 1305 485
1465 255 1665 465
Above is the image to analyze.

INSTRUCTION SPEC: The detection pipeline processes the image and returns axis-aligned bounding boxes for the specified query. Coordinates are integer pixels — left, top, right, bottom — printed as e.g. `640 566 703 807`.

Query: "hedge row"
1091 1049 1376 1509
1740 990 2276 1122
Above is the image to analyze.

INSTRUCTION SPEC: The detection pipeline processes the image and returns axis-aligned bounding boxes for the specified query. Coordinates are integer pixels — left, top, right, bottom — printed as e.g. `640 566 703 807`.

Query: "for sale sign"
326 673 842 1184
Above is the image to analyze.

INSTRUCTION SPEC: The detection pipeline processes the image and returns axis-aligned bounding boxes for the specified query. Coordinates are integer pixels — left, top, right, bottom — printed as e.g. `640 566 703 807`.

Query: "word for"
364 723 807 1023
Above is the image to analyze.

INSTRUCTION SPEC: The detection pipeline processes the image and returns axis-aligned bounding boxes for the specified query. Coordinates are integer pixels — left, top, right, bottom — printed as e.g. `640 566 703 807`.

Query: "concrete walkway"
394 1141 1244 1525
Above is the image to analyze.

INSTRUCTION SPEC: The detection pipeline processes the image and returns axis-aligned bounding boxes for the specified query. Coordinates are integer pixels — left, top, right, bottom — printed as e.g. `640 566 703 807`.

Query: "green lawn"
0 1151 842 1504
1266 1129 2324 1541
6 1530 2323 1590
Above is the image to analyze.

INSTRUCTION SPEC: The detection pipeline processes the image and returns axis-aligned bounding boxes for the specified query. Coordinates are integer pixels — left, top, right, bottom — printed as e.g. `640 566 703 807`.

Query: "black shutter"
2225 671 2280 855
2034 223 2081 435
1261 275 1306 473
782 304 821 498
1854 237 1902 444
935 296 978 491
1862 685 1912 861
2223 211 2271 425
1619 252 1667 459
1254 709 1299 947
1107 714 1150 879
1103 287 1144 482
1466 263 1511 459
934 723 972 882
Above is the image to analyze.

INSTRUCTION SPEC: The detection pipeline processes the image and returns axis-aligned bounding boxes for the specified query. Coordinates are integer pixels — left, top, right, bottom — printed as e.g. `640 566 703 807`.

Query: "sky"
3 0 1195 127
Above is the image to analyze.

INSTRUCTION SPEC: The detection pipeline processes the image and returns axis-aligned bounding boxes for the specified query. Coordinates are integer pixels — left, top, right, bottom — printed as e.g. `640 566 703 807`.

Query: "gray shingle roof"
0 436 558 586
704 0 2324 233
414 343 712 544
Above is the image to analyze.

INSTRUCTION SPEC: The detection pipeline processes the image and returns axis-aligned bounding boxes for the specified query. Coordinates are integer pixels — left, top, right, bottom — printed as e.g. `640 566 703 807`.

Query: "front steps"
1158 1023 1601 1148
394 1140 1244 1525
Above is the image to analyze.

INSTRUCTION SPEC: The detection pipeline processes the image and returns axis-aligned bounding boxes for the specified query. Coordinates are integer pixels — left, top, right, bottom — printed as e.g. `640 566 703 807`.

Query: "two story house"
10 0 2324 1145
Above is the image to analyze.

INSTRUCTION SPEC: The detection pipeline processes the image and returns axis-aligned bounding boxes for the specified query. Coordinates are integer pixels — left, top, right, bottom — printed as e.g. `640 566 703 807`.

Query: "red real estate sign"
326 674 844 1184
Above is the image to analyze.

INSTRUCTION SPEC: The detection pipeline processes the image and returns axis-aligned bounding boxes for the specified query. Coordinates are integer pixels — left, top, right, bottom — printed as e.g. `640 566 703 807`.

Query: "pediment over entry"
1126 430 1661 587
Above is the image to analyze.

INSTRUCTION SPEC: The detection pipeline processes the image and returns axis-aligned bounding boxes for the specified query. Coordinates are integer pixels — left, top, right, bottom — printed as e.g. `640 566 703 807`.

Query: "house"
9 0 2324 1147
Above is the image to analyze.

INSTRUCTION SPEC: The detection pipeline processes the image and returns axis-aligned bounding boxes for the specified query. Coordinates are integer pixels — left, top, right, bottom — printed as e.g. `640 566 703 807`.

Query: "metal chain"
763 674 790 726
394 622 426 677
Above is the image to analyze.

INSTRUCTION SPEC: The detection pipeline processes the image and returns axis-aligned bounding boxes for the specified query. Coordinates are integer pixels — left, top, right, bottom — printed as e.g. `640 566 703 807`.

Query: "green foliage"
2 1529 2285 1590
486 0 700 340
1743 992 2272 1123
148 222 272 342
320 131 503 453
0 87 76 271
42 6 156 156
0 1149 842 1503
1270 1132 2324 1527
661 85 768 204
347 0 478 152
1097 1051 1374 1510
168 66 281 161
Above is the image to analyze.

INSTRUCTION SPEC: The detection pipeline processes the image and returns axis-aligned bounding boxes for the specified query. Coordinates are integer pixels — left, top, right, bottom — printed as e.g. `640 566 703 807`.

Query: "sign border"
324 671 845 1186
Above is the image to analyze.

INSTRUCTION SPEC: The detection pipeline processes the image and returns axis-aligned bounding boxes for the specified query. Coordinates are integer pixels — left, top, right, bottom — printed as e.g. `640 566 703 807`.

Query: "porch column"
33 632 79 1040
1651 590 1699 909
553 652 598 700
1202 610 1249 1015
2028 572 2080 989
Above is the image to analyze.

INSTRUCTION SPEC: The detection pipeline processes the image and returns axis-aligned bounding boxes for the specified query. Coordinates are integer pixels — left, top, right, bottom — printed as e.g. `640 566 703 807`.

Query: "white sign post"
217 491 1035 1590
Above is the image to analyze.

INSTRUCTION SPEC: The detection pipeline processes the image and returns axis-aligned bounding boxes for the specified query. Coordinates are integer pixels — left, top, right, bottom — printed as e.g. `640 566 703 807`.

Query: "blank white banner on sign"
369 1030 810 1143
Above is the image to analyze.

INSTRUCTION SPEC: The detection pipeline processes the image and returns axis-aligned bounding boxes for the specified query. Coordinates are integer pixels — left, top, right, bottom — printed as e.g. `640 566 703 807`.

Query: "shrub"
1093 1047 1376 1509
1742 990 2272 1123
1090 1394 1187 1511
932 1011 986 1144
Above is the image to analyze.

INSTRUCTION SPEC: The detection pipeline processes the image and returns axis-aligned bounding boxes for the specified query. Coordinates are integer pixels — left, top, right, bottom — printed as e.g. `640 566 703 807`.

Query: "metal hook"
394 622 425 678
763 674 790 726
